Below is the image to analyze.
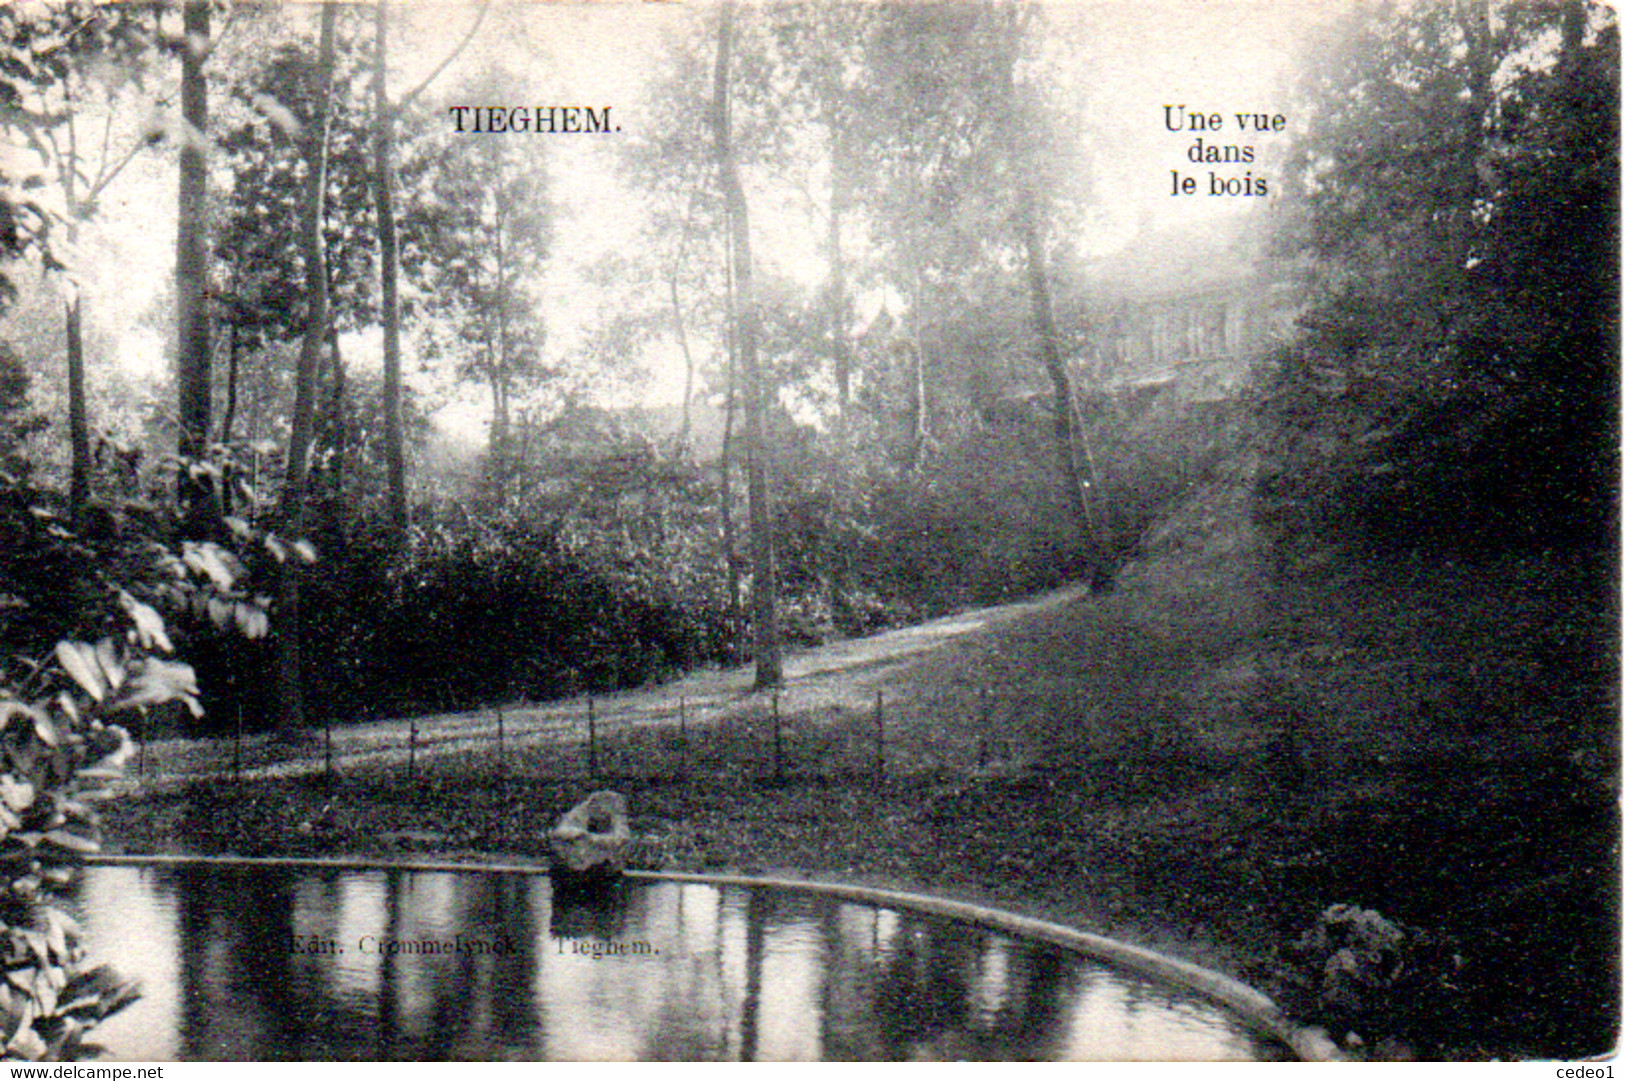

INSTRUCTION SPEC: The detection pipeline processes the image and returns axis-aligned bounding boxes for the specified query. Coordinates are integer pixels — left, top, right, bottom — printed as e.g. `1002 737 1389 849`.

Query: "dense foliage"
0 459 272 1057
4 0 1604 725
1255 3 1619 555
173 395 1223 734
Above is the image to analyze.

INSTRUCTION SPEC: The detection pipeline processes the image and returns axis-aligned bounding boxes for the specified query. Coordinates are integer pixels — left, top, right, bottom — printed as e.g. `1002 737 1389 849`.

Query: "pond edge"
85 852 1341 1062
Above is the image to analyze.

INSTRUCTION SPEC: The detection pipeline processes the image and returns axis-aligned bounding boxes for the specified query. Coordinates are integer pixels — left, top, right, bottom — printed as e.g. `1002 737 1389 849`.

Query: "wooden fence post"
875 690 885 780
324 718 332 782
678 695 687 778
495 706 507 845
233 704 243 784
772 693 782 780
588 696 597 777
978 684 992 769
408 718 417 782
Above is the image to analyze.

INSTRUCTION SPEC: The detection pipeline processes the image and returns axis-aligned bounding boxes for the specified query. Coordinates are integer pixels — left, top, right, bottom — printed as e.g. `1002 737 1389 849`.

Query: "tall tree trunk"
65 291 90 524
1018 182 1101 571
905 266 928 471
713 1 781 689
671 271 696 451
1457 0 1495 293
824 113 854 623
489 225 511 503
219 319 239 445
719 238 743 664
827 127 850 416
276 1 337 738
669 175 704 453
176 0 215 534
218 319 240 517
322 323 348 513
488 363 508 500
373 0 409 545
1559 0 1585 65
57 95 90 526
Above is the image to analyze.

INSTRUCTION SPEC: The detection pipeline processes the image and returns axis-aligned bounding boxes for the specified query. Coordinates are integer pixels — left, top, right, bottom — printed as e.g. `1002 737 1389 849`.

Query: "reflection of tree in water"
486 875 540 1051
408 872 533 1057
870 912 975 1055
347 870 543 1058
174 865 213 1057
420 915 477 1058
737 888 771 1061
174 865 304 1058
637 884 731 1060
169 866 553 1059
547 879 628 940
297 871 395 1057
868 915 1069 1060
376 870 402 1058
965 942 1069 1058
142 870 1200 1061
816 901 887 1059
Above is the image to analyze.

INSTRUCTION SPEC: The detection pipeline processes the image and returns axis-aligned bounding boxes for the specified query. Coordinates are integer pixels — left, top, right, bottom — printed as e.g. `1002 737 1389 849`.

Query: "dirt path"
140 582 1099 784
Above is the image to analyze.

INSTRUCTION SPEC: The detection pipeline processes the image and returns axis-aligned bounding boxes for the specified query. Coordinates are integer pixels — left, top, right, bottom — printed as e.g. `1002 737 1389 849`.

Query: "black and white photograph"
0 0 1616 1064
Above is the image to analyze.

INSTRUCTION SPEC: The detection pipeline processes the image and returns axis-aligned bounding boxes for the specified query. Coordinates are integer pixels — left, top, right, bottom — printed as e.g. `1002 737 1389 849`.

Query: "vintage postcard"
0 0 1615 1066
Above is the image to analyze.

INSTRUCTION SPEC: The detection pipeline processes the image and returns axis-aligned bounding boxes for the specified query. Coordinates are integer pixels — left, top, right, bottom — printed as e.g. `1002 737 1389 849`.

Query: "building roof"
1086 211 1273 306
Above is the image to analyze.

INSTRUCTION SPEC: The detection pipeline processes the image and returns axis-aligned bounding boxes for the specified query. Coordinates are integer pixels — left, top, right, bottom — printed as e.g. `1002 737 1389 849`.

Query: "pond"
65 863 1292 1061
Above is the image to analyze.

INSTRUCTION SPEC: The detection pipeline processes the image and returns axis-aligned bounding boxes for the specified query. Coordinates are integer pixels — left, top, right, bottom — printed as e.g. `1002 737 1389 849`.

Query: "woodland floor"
102 467 1620 1061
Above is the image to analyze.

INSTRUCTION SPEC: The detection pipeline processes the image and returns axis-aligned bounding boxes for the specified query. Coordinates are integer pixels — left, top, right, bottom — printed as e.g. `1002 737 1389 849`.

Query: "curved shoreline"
85 851 1340 1062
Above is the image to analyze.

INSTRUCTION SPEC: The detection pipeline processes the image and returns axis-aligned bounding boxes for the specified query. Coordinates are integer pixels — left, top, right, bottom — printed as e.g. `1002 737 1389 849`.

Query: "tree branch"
85 136 149 204
392 0 491 116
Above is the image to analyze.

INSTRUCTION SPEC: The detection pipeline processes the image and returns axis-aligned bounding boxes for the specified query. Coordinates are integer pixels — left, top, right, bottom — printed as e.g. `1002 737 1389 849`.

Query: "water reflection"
66 864 1287 1061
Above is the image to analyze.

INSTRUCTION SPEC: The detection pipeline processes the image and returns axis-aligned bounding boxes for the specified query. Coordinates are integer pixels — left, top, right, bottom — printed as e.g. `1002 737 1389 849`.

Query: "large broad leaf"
181 542 239 591
28 711 55 749
44 1015 82 1062
53 643 103 703
4 1002 42 1060
113 659 202 718
42 830 96 857
92 639 125 696
0 775 34 814
233 603 269 640
58 965 138 1021
30 970 55 1019
0 701 47 736
118 592 173 654
77 726 133 783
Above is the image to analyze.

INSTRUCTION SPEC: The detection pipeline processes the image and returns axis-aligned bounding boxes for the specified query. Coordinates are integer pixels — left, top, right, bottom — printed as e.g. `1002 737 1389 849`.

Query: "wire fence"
125 684 1035 793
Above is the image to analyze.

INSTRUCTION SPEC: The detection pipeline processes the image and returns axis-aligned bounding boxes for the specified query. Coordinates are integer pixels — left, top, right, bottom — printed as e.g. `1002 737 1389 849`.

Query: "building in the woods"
1079 212 1299 408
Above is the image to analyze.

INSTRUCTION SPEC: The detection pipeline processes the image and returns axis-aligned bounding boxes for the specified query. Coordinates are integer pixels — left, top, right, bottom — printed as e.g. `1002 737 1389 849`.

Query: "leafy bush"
182 497 738 731
1281 903 1465 1054
1254 8 1618 558
0 492 268 1058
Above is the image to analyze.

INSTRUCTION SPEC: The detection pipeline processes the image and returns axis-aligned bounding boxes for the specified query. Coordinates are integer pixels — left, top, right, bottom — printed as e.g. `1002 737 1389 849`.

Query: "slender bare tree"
712 1 781 689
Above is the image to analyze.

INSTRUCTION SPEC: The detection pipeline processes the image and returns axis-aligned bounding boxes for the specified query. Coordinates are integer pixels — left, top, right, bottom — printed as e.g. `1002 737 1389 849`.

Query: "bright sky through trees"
65 0 1322 447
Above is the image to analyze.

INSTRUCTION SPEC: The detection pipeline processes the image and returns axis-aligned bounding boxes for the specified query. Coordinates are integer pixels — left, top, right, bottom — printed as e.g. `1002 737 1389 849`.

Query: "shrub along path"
105 473 1618 1060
